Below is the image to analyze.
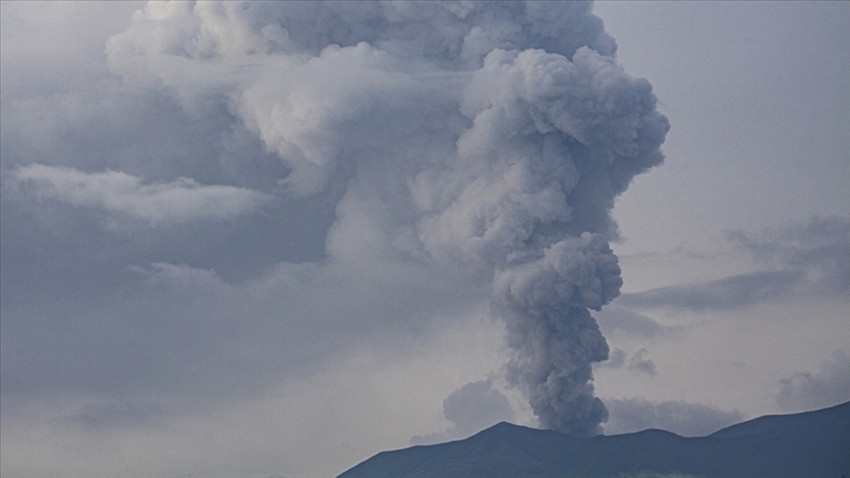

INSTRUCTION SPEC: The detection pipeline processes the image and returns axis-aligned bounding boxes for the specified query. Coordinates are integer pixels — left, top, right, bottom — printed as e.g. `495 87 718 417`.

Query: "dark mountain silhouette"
338 401 850 478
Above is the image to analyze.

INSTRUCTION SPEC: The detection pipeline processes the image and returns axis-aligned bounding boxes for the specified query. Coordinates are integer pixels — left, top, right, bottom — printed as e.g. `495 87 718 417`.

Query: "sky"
1 2 848 477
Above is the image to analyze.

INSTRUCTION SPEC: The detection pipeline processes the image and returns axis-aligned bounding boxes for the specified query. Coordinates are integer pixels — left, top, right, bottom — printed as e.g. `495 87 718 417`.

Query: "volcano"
338 401 850 478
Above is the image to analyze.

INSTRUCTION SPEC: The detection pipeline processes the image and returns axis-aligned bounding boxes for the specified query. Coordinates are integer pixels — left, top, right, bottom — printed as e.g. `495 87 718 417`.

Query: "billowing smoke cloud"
105 1 667 436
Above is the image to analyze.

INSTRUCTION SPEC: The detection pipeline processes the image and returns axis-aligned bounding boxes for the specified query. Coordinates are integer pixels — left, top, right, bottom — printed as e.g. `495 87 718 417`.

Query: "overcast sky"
1 2 848 477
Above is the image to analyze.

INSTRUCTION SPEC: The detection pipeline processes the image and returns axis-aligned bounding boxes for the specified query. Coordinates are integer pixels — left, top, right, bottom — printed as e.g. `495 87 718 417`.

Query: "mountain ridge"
338 401 850 478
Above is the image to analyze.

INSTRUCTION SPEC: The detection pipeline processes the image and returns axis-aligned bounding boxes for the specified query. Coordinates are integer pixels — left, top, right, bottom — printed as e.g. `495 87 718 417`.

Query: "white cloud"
14 164 268 224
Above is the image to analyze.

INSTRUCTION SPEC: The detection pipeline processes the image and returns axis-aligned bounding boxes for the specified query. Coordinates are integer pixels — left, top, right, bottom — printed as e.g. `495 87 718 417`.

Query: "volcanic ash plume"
419 46 668 435
107 1 668 436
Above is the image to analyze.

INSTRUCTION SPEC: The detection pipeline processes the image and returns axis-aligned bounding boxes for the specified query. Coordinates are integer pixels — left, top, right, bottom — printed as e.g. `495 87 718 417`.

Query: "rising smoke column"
416 45 668 435
107 1 668 436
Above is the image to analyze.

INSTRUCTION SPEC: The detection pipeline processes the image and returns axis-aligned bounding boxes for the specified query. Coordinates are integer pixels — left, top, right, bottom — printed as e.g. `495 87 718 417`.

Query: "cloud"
617 270 804 312
102 0 669 437
618 216 850 313
0 1 142 97
103 1 619 198
776 351 850 412
596 306 667 338
628 349 657 376
105 1 616 71
55 401 168 431
1 256 481 406
595 348 657 377
728 215 850 295
1 1 670 474
14 164 268 224
617 216 850 312
604 398 743 437
410 379 514 445
598 348 627 369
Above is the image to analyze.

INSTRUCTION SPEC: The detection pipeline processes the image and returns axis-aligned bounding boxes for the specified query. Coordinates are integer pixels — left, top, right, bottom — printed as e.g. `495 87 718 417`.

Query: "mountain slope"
338 401 850 478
